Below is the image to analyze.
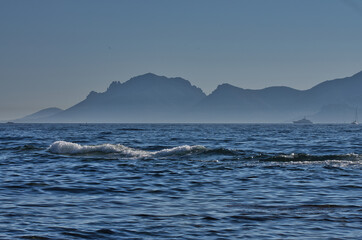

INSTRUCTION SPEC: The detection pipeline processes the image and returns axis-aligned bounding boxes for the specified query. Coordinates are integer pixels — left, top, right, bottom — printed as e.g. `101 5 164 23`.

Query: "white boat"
293 117 313 124
351 109 358 125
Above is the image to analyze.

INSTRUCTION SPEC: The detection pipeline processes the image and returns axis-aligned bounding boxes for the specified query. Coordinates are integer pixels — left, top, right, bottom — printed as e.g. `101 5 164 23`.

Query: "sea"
0 123 361 239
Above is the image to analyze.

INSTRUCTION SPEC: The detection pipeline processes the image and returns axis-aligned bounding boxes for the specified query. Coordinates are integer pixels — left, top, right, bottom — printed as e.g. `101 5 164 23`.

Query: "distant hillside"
46 73 206 122
311 104 358 123
16 71 362 123
14 107 63 122
191 84 303 122
191 71 362 123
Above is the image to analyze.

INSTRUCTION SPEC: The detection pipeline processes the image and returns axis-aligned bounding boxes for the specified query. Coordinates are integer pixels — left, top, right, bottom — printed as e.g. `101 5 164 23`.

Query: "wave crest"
47 141 360 163
48 141 206 158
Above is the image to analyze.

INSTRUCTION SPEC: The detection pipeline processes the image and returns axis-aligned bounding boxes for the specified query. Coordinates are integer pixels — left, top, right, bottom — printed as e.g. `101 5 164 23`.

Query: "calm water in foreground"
0 123 361 239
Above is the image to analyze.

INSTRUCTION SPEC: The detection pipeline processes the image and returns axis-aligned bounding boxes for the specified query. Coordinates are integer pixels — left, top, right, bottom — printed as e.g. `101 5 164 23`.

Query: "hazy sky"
1 0 362 120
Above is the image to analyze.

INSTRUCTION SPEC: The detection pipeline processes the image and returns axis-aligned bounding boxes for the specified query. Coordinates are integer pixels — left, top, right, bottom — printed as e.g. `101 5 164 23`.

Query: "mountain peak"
217 83 235 89
104 73 205 97
211 83 243 94
106 73 164 92
139 72 159 78
129 73 164 82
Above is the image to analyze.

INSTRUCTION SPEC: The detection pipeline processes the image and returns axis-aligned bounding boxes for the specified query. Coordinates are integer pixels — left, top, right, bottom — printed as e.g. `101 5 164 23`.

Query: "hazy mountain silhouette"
311 104 358 123
14 107 63 122
15 71 362 123
191 84 303 122
191 71 362 123
46 73 206 122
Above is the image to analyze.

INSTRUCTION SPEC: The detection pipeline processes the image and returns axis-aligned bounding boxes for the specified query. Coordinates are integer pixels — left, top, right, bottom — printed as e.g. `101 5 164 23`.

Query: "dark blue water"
1 124 361 239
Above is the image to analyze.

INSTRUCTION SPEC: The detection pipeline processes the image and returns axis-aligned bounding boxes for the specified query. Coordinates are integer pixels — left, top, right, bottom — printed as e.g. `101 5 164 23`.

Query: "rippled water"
1 123 361 239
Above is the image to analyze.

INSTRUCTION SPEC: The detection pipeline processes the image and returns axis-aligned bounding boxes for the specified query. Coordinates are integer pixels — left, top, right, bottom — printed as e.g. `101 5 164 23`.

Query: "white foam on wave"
48 141 206 158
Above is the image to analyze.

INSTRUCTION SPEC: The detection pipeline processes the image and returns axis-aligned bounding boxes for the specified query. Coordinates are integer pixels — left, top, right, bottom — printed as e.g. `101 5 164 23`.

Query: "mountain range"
13 71 362 123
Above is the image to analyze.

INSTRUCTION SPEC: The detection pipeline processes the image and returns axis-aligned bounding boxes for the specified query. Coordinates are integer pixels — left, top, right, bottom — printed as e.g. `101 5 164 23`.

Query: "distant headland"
11 71 362 123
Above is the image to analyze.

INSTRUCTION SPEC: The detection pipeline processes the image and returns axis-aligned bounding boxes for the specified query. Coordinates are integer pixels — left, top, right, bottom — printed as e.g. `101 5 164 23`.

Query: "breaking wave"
48 141 207 158
48 141 361 163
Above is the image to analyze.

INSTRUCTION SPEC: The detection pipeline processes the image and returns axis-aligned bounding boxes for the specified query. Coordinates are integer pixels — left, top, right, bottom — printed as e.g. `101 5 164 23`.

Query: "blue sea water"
0 123 361 239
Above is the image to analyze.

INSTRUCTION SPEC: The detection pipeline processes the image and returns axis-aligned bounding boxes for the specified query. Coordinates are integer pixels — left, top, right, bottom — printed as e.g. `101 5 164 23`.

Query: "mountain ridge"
13 71 362 123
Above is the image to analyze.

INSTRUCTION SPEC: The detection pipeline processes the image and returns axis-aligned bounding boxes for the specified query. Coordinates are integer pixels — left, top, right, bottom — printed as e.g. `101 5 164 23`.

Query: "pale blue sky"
1 0 362 119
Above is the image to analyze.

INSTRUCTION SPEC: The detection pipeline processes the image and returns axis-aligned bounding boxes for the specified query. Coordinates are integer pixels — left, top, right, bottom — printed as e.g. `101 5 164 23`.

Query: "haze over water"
1 123 361 239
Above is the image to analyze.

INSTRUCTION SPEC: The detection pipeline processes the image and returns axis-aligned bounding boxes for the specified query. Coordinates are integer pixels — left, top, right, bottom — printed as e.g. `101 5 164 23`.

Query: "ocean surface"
0 123 361 239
